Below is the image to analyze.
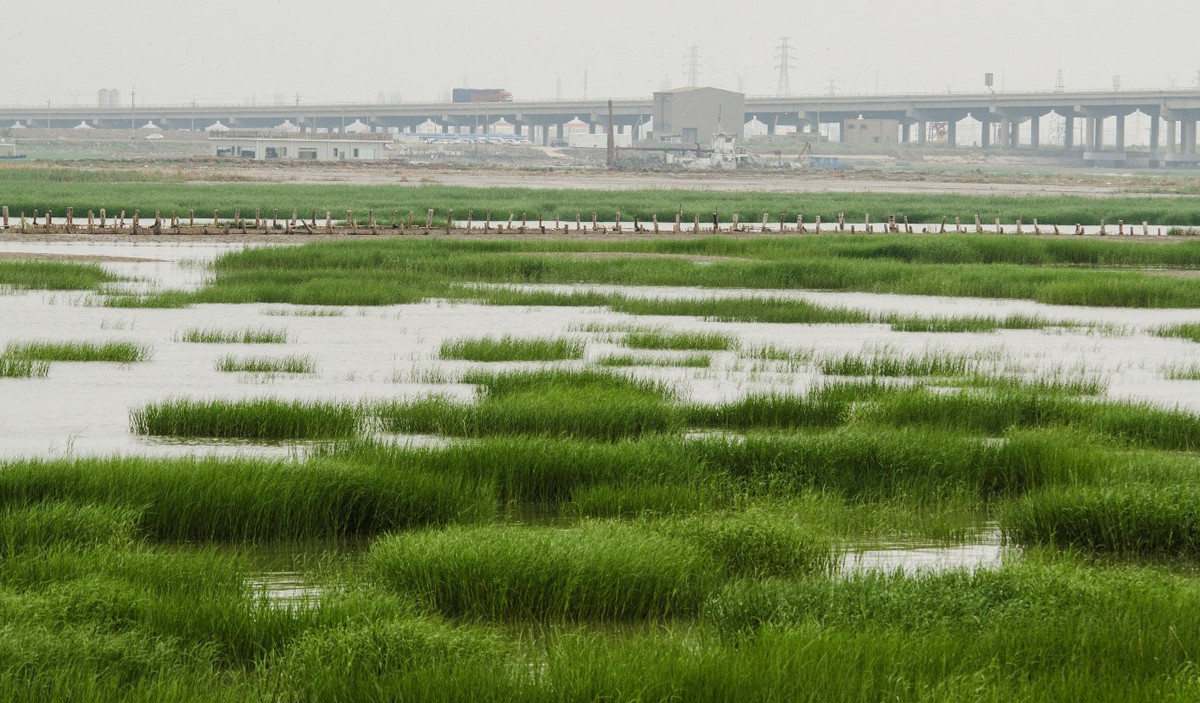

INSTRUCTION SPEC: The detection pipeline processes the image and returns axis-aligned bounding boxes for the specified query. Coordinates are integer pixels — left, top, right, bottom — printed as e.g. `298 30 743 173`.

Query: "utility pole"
685 45 700 87
774 37 794 97
826 79 837 97
606 100 616 168
1055 69 1065 93
130 87 136 131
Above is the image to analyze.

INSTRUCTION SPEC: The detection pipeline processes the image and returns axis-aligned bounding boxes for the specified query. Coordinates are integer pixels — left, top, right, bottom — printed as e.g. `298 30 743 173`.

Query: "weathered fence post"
1 206 7 229
814 215 822 234
349 211 357 234
446 209 453 235
66 207 74 233
614 212 621 234
132 210 140 235
100 209 107 229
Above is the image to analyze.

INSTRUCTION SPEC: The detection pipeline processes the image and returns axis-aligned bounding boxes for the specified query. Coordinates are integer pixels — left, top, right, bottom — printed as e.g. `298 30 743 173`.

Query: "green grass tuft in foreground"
4 339 151 363
0 260 121 291
624 329 738 351
130 398 361 439
214 354 316 374
0 356 50 378
439 335 584 362
177 326 290 344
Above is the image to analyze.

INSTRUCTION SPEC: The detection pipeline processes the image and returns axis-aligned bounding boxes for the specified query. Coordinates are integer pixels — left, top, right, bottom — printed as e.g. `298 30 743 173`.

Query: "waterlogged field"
8 233 1200 700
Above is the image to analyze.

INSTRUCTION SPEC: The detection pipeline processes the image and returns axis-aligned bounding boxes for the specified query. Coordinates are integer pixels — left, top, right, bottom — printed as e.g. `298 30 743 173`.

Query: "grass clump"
379 370 680 441
657 510 838 577
1004 484 1200 557
4 340 151 363
0 260 121 291
439 335 584 362
130 398 362 439
177 326 290 344
367 523 712 621
1152 322 1200 343
624 329 737 351
0 502 139 554
0 456 493 541
215 355 316 374
0 357 50 378
596 353 713 368
818 349 977 378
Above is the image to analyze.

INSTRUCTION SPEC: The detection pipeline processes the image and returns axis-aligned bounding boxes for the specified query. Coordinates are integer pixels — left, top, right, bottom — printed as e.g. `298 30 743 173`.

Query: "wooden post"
254 209 261 230
1 206 7 229
814 215 822 234
447 210 453 235
467 210 473 233
732 213 739 231
673 213 681 233
761 212 769 232
87 210 94 232
392 210 399 229
1100 219 1107 236
100 209 107 229
213 210 219 234
994 217 1001 234
954 216 961 233
939 216 946 234
349 211 357 234
311 211 317 230
865 213 870 230
367 210 375 230
118 210 125 230
798 214 805 233
1015 218 1023 235
272 209 278 229
172 212 179 234
592 213 598 232
20 212 27 233
1143 222 1150 236
779 213 786 233
188 209 194 229
486 211 493 233
326 211 332 232
1053 224 1060 235
1033 219 1040 235
1118 220 1125 236
153 211 162 235
837 212 845 232
538 213 544 233
65 207 74 233
575 213 581 232
903 216 912 234
407 210 414 228
692 213 700 233
974 214 982 233
613 212 620 234
131 210 140 235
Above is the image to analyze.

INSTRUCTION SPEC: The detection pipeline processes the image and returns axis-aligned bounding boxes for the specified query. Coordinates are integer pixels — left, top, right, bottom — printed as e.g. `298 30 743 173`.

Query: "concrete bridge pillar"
1008 119 1020 149
980 120 991 148
557 123 565 141
947 120 957 147
1185 121 1198 154
1063 117 1074 150
542 125 551 146
1150 117 1161 165
1029 115 1040 148
917 121 927 144
1114 114 1126 152
1167 120 1177 154
901 122 911 143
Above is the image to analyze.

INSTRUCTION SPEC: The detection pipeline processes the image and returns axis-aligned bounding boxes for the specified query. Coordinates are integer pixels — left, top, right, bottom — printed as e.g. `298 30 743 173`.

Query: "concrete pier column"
1063 117 1074 149
1029 115 1040 148
1009 119 1020 149
917 121 927 144
1085 117 1097 151
542 125 550 146
1115 114 1126 152
1167 120 1177 154
1150 117 1161 165
1186 121 1198 154
901 122 911 143
980 120 991 148
999 119 1011 149
947 120 957 147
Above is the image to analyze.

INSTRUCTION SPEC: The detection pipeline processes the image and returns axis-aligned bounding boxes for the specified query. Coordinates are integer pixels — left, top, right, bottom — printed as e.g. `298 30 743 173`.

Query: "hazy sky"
6 0 1199 106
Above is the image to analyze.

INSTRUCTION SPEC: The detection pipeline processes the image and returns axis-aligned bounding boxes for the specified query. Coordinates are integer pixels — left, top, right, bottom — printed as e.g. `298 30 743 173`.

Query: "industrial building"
209 131 390 161
652 87 744 143
842 118 900 145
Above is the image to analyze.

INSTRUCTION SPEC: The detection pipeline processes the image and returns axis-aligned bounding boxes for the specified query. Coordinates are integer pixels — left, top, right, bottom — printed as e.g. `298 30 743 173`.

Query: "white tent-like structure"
73 121 94 130
272 120 300 133
205 121 230 132
140 121 160 130
343 119 370 134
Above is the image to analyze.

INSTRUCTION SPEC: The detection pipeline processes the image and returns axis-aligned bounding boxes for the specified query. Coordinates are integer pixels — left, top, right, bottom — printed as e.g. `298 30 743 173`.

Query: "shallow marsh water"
4 239 1200 573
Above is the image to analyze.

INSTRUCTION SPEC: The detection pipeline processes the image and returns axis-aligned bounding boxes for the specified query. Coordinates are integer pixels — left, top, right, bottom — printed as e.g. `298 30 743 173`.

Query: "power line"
774 37 794 97
685 45 701 87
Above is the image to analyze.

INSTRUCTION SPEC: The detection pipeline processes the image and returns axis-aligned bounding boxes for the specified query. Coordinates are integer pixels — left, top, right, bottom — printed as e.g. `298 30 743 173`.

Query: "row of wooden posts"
0 205 1160 237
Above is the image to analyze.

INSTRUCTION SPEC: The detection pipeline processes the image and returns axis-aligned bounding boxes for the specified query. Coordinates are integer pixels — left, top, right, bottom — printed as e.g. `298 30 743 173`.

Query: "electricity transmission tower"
775 37 795 97
685 45 701 87
1055 69 1065 93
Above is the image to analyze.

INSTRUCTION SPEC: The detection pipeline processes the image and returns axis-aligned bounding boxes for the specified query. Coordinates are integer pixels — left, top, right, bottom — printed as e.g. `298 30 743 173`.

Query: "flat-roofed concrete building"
653 87 744 143
842 118 899 145
209 131 391 161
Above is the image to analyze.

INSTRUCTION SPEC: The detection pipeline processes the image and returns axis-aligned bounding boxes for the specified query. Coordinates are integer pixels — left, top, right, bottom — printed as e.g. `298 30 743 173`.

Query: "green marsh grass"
1161 362 1200 380
367 522 713 621
4 339 151 363
438 335 584 362
0 357 50 378
0 502 139 554
624 329 737 351
817 348 979 377
657 509 838 577
214 354 316 374
1153 322 1200 343
0 456 493 541
1004 484 1200 557
131 398 362 439
177 326 290 344
596 353 713 368
0 260 120 291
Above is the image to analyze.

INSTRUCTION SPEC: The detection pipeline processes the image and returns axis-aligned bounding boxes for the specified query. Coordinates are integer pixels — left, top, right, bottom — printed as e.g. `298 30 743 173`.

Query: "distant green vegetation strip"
167 235 1200 309
0 260 120 291
5 176 1200 225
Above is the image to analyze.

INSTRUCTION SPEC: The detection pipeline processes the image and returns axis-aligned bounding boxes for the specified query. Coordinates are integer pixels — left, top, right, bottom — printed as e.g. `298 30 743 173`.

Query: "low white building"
210 131 391 161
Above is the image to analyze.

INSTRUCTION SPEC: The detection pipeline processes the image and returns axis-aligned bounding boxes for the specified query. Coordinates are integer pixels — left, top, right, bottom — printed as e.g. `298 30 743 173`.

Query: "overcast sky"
5 0 1199 106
